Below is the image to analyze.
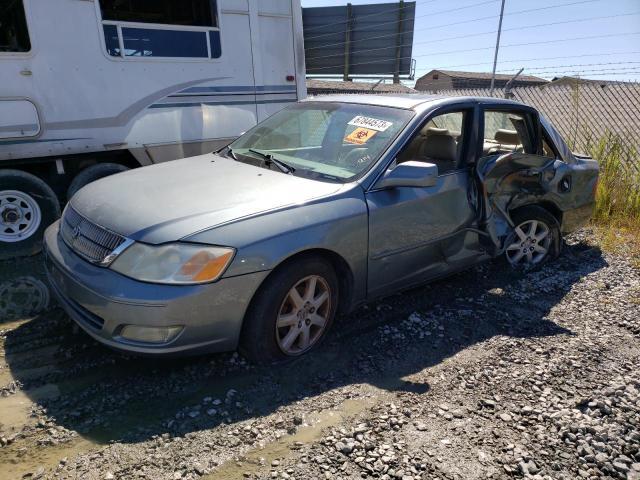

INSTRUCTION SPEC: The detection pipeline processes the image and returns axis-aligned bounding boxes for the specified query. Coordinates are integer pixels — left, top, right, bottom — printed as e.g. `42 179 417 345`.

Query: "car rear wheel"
505 206 561 268
0 170 61 260
239 256 339 364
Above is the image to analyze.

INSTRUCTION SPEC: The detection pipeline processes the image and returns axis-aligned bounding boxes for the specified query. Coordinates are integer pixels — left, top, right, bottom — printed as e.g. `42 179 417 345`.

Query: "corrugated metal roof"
423 69 548 83
306 79 418 94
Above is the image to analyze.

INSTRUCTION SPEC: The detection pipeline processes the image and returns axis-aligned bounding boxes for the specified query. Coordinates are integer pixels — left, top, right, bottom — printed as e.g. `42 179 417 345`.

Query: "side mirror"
376 161 438 189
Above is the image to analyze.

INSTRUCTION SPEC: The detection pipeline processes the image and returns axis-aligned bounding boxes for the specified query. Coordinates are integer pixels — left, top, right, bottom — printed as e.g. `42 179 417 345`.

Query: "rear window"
0 0 31 53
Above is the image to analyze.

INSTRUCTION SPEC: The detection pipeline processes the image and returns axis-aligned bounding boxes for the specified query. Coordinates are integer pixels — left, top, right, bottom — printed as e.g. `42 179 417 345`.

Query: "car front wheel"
239 256 339 364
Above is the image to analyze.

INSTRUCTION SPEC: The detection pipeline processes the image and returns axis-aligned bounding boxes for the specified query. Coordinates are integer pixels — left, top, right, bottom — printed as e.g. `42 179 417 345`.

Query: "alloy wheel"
505 219 552 266
275 275 332 356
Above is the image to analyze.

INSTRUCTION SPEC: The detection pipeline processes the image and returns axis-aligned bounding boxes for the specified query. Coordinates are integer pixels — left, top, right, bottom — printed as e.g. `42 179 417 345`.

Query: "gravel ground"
0 227 638 480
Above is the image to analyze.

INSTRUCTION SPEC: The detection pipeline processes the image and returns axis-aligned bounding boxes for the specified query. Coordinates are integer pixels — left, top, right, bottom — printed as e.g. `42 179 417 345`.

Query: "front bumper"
43 221 269 355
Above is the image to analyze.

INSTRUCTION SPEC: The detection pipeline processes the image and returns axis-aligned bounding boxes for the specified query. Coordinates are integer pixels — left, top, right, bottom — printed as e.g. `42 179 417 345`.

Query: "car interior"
397 112 465 174
481 111 530 156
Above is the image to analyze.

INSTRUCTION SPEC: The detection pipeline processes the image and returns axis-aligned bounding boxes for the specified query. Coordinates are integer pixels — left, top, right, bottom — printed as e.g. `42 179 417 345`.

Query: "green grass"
588 133 640 223
585 132 640 264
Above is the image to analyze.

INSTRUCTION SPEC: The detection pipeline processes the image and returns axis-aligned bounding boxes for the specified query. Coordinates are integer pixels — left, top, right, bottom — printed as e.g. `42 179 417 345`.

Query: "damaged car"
43 95 599 362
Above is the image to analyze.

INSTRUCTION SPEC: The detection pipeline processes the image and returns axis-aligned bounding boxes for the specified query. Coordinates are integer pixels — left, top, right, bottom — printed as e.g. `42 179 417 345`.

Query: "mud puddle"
210 395 378 480
0 435 99 480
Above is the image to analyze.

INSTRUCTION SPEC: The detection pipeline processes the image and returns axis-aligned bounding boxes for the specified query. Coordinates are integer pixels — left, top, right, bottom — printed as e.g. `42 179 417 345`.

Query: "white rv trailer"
0 0 306 258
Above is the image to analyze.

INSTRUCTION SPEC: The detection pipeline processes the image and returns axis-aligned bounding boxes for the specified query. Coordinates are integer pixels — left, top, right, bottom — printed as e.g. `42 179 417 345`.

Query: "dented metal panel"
477 150 599 254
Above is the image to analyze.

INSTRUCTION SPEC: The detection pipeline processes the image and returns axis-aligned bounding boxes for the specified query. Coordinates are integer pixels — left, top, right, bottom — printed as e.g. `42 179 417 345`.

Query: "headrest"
420 134 457 162
422 127 449 137
494 129 519 145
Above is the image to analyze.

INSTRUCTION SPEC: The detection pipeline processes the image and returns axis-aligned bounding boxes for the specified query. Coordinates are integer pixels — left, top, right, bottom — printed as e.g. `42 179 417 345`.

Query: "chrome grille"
60 206 126 264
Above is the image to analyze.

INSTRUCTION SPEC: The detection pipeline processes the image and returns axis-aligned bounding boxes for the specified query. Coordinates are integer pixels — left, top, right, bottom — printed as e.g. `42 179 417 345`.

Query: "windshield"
227 102 414 181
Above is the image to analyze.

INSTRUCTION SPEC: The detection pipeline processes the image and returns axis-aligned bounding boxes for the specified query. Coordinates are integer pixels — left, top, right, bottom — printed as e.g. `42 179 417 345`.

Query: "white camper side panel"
250 1 299 123
0 0 302 163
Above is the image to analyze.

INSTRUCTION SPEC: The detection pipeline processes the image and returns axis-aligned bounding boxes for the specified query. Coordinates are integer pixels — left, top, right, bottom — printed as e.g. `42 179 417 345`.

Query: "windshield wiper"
249 148 295 175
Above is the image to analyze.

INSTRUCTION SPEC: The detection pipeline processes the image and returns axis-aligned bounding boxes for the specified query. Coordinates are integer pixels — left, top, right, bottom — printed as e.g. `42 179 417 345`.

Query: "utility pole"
343 3 353 81
393 0 404 84
489 0 506 97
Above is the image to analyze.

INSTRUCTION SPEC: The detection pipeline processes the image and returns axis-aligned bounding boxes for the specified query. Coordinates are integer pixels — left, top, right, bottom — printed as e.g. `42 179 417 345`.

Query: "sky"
300 0 640 85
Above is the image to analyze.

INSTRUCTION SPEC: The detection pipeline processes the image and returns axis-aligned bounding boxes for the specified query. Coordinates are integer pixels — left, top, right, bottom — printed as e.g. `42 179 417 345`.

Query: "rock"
595 452 609 464
482 399 496 409
414 422 428 431
499 413 512 422
613 461 629 473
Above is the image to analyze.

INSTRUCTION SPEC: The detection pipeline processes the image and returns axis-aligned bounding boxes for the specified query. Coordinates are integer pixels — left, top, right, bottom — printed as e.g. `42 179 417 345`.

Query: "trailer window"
99 0 217 27
0 0 31 53
98 0 221 59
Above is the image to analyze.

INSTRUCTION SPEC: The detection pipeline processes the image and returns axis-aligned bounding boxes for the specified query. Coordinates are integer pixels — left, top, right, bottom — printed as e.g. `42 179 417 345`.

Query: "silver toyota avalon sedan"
44 95 598 362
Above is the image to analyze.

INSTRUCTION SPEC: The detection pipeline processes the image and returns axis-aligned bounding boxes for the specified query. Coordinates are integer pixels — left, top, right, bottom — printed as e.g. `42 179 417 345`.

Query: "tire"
0 169 61 260
67 163 129 200
239 256 339 364
504 205 561 269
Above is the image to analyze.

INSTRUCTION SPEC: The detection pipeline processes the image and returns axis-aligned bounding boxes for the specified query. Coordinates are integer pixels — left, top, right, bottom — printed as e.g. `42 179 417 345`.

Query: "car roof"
303 93 529 112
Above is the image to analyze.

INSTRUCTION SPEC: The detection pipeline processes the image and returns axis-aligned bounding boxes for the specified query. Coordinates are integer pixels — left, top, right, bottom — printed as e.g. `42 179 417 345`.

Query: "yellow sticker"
344 127 377 145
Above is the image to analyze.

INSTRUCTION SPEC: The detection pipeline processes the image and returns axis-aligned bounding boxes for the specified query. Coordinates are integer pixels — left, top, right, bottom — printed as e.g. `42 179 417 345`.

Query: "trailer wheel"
67 163 129 200
0 170 61 260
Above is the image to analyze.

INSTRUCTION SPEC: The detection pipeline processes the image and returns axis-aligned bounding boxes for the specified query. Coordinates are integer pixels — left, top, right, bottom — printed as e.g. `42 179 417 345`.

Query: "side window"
542 134 558 159
99 0 217 27
98 0 220 59
0 0 31 53
398 111 467 175
482 110 534 156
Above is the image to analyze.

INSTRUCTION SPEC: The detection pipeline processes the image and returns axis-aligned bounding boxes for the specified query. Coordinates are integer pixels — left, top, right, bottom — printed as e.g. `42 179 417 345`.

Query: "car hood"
70 154 343 243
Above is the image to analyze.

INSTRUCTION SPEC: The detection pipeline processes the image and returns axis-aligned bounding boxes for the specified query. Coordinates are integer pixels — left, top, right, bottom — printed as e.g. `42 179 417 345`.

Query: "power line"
304 0 603 49
309 66 640 83
306 31 640 73
413 50 640 72
496 61 640 74
506 66 640 76
304 0 500 42
305 12 640 61
303 0 437 33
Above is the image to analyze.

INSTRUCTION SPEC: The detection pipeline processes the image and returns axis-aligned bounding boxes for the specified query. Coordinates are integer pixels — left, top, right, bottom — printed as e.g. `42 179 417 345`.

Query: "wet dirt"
210 396 377 480
1 231 638 479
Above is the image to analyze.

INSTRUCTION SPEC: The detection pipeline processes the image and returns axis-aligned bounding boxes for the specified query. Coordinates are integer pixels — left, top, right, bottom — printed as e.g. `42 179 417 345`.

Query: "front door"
366 107 482 298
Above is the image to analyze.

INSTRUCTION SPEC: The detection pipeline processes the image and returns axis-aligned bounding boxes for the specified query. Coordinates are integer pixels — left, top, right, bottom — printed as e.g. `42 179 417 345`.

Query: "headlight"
110 242 235 284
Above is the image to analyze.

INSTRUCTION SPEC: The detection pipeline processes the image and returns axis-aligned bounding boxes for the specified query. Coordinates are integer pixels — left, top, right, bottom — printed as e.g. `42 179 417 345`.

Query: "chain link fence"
433 81 640 173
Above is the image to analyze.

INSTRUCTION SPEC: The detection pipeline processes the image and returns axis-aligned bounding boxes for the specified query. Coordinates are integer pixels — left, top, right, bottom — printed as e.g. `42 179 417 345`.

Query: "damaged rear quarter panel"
479 153 599 252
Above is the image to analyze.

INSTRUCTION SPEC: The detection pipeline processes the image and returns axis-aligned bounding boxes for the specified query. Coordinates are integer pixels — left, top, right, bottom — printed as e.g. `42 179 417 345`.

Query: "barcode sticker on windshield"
348 116 393 132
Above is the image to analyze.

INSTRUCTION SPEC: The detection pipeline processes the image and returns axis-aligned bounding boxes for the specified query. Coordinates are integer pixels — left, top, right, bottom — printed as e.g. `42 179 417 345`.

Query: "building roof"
546 76 620 87
306 79 417 94
418 69 548 84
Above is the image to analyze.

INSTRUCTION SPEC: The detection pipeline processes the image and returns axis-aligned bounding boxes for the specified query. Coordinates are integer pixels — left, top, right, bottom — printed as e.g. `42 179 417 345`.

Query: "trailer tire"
0 170 61 260
67 163 129 200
